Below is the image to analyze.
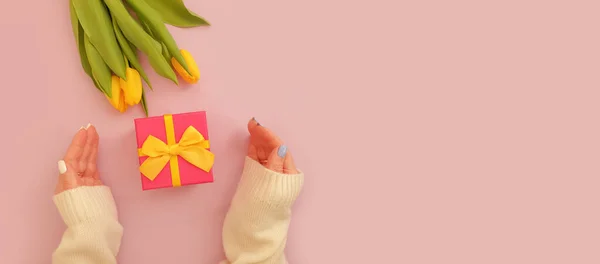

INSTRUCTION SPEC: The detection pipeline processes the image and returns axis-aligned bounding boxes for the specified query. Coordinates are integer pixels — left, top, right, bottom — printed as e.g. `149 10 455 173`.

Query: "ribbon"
138 114 214 187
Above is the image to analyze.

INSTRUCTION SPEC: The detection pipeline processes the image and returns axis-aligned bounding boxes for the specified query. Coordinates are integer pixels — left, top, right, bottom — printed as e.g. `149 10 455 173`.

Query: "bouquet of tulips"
69 0 209 114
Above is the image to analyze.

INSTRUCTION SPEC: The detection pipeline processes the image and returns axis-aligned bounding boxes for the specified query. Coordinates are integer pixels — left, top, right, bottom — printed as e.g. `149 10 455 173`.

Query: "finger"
64 128 88 169
247 118 265 162
247 117 260 133
266 145 287 173
84 125 100 180
79 123 94 173
248 117 281 146
55 160 80 195
282 150 299 174
247 143 259 161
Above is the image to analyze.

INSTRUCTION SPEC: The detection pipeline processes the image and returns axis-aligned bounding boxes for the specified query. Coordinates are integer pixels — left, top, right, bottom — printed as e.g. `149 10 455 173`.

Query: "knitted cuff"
236 157 304 209
53 186 118 227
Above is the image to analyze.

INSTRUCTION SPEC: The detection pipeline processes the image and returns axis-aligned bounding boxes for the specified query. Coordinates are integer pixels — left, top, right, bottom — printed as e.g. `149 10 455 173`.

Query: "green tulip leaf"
69 0 78 43
104 0 178 84
112 17 153 90
142 0 210 28
138 19 170 81
141 91 149 116
72 0 126 79
161 42 171 64
69 0 92 77
140 19 155 38
126 39 154 91
126 0 190 72
91 76 103 92
132 9 163 52
76 25 93 77
84 35 112 97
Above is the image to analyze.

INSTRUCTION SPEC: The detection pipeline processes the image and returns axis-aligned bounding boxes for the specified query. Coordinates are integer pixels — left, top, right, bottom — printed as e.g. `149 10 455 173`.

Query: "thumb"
266 145 288 173
55 160 79 194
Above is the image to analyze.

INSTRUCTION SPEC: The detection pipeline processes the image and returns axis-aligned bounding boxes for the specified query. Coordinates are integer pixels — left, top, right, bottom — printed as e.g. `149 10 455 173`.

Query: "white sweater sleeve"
221 157 304 264
52 186 123 264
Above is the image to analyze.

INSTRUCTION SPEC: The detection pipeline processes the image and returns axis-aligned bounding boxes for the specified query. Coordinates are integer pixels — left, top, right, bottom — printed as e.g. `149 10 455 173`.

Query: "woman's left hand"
55 124 103 195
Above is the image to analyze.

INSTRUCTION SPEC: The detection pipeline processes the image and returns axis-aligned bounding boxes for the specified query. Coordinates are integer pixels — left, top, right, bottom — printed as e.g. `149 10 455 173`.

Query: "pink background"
135 111 214 190
0 0 599 263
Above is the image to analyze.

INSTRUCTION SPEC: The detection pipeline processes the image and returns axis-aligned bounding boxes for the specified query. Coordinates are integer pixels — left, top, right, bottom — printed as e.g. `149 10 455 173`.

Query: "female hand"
55 124 102 194
247 118 299 174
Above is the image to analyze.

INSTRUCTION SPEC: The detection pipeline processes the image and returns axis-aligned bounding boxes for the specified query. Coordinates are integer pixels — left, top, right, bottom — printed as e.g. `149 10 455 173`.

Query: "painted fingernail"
58 160 67 174
277 145 288 158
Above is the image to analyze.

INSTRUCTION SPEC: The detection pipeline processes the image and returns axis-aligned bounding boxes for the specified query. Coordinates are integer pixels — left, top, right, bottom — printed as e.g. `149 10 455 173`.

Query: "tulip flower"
120 68 143 105
106 67 142 112
172 49 200 84
106 76 128 113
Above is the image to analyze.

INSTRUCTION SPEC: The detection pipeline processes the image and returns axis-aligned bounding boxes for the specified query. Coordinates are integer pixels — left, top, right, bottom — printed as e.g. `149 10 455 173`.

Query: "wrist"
53 186 118 226
235 157 304 209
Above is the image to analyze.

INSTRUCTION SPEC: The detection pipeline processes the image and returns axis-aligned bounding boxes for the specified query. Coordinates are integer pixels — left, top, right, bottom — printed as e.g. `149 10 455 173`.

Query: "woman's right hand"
247 118 299 174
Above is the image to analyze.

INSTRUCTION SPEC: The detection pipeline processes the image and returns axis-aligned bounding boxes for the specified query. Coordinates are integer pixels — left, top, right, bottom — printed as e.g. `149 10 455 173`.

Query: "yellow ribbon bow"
138 118 214 187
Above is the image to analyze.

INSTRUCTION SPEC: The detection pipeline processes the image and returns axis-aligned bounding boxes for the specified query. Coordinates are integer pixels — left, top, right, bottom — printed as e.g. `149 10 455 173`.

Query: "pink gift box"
134 111 214 190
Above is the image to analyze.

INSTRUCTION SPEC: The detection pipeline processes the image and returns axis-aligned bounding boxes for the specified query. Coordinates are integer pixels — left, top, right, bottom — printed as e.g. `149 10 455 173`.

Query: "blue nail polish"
277 145 288 158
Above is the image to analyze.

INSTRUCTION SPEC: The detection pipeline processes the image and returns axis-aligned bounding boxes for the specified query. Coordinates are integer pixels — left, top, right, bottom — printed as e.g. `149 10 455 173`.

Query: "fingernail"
85 123 92 129
277 145 288 158
252 117 261 126
58 160 67 174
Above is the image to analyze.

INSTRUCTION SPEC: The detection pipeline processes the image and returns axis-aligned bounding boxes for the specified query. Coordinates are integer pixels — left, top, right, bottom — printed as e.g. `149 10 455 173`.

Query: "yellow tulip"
120 68 142 105
171 49 200 84
106 75 128 113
